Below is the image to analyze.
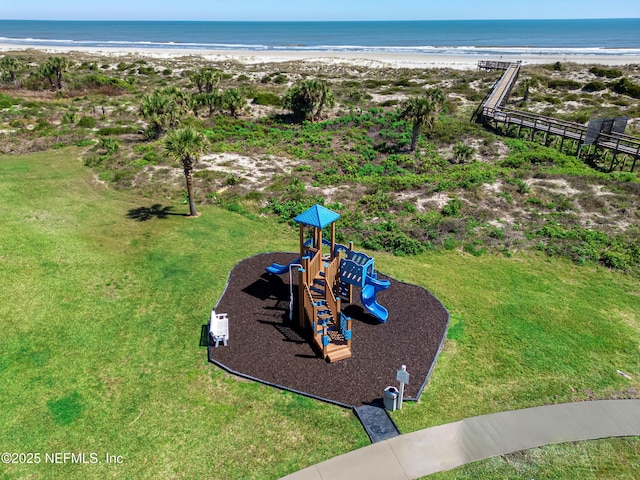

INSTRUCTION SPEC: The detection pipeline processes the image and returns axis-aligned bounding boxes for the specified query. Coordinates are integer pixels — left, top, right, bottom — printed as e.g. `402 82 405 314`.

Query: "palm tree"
39 56 69 90
189 68 220 94
283 79 335 122
220 88 245 117
191 91 222 118
164 128 206 217
0 56 21 85
400 88 444 152
139 88 187 139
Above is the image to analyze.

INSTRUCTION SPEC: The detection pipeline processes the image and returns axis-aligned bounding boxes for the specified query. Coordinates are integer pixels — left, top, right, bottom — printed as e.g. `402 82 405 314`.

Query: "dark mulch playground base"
210 252 449 407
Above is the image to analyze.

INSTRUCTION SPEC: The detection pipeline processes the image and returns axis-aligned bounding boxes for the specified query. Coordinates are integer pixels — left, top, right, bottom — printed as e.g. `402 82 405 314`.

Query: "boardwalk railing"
482 63 521 113
478 60 519 71
476 61 640 172
482 106 640 170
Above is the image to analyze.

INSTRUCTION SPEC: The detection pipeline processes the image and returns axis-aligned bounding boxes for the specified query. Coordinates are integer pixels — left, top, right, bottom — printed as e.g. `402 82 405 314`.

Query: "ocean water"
0 19 639 56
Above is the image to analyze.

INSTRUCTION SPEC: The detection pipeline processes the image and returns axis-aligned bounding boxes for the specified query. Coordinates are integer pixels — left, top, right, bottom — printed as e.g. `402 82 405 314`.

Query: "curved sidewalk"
281 400 640 480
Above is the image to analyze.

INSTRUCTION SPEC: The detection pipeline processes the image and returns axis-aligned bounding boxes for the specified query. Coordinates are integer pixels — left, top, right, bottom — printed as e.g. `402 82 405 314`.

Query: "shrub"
546 79 582 90
77 116 97 128
74 74 134 93
273 74 287 84
361 230 426 256
224 174 241 186
463 242 487 256
98 137 120 154
137 66 156 75
0 94 20 108
488 226 505 240
252 91 282 106
452 142 474 164
96 126 139 136
61 111 77 124
442 198 463 217
582 81 606 92
589 66 622 78
611 77 640 99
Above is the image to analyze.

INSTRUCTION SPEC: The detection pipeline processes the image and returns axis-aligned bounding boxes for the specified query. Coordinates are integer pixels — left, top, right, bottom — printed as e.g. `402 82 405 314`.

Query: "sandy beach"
2 43 639 70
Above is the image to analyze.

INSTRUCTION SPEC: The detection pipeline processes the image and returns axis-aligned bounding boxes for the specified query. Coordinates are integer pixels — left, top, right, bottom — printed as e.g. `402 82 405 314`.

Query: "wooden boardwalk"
476 62 640 172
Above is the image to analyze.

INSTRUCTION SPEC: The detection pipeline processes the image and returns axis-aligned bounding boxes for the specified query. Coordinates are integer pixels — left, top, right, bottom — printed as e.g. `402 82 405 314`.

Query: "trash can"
383 386 399 411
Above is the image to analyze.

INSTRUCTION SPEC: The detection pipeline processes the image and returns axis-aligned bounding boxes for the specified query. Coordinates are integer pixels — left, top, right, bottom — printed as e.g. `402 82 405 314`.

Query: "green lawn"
0 148 638 479
425 437 640 480
384 251 640 431
0 148 368 479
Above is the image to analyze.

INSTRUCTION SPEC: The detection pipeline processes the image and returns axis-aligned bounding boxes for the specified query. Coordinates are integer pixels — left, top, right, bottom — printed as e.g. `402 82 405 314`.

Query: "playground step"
326 344 351 363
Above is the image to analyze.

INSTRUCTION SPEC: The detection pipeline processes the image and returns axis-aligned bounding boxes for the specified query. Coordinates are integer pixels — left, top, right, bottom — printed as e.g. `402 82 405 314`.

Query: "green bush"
442 198 463 217
75 74 134 92
546 79 582 90
77 116 97 128
589 66 622 78
137 66 156 75
98 137 120 154
582 81 606 92
361 230 426 256
463 242 487 256
252 91 283 106
273 74 287 84
611 78 640 99
0 94 20 109
96 126 139 136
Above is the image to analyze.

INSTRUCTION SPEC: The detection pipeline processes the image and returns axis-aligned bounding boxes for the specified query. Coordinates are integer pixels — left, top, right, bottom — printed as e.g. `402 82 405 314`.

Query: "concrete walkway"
281 400 640 480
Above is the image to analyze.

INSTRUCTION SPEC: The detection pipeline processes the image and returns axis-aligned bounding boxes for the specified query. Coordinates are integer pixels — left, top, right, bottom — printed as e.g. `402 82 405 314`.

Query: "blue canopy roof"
293 204 340 228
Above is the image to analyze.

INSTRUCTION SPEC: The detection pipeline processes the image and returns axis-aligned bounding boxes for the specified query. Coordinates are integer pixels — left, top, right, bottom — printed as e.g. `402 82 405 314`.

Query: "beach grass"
1 147 638 478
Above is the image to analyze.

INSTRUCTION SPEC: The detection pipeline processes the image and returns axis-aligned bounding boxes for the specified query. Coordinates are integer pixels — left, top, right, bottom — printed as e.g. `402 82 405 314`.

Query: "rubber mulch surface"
210 252 449 407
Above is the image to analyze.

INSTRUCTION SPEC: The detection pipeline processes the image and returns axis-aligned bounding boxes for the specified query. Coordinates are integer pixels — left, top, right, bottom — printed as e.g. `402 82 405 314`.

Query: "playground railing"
339 258 365 287
325 275 340 326
339 312 352 349
304 251 322 284
324 255 340 291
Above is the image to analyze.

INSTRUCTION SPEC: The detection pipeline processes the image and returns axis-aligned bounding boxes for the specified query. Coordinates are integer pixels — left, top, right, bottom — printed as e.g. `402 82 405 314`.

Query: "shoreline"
2 43 639 70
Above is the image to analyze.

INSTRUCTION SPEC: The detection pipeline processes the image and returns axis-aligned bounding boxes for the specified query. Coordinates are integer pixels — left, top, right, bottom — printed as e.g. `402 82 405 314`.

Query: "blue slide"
266 258 300 275
361 274 390 323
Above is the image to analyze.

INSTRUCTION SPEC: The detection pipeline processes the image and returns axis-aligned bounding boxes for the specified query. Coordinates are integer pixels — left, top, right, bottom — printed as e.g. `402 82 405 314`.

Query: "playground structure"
266 204 390 363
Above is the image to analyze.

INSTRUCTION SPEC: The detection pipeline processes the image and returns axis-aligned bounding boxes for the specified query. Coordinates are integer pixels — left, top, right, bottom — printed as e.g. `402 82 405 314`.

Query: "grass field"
1 148 638 479
426 437 640 480
0 148 368 479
